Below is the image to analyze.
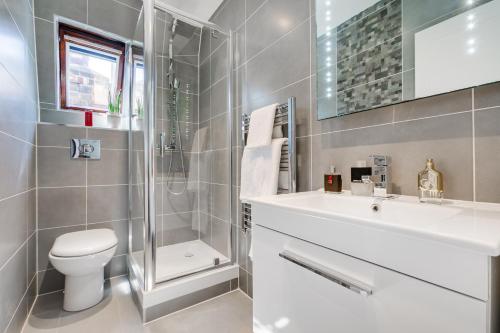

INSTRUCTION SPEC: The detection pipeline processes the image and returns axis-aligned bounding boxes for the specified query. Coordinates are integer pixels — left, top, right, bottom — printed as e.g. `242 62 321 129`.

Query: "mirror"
315 0 500 119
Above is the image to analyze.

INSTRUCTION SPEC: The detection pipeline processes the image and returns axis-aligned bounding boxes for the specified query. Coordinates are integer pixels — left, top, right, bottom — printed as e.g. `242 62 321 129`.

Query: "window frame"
58 23 126 113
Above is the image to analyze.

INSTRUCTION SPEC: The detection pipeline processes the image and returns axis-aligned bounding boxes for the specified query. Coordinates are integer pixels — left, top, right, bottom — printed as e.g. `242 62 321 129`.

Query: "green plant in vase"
135 97 144 118
108 89 122 115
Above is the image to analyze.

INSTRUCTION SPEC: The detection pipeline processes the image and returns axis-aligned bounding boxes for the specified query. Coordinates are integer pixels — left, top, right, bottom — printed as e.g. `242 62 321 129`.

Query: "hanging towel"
240 138 288 201
246 103 279 148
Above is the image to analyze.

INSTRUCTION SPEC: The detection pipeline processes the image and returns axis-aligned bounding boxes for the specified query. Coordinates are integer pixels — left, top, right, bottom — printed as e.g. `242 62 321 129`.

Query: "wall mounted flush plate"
70 138 101 160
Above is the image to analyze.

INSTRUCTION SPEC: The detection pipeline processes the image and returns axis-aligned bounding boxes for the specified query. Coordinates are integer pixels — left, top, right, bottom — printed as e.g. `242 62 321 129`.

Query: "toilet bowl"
49 229 118 311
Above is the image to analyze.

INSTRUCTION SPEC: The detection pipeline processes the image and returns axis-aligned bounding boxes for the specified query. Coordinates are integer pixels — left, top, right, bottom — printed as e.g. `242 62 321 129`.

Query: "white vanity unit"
248 192 500 333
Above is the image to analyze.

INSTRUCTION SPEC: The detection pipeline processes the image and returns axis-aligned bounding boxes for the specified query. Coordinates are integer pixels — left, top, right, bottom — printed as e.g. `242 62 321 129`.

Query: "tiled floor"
22 277 253 333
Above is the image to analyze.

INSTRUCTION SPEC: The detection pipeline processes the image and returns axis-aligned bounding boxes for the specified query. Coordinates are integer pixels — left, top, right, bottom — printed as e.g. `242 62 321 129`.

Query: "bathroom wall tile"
248 77 311 138
296 136 311 192
311 112 474 200
0 193 29 269
200 212 211 245
114 0 142 11
211 0 244 32
0 244 27 332
237 229 248 272
235 66 246 109
37 123 85 147
200 90 211 123
247 19 310 103
200 28 211 64
211 217 231 257
88 220 129 255
131 218 145 252
34 0 87 23
35 18 56 105
234 24 245 68
162 212 197 245
0 56 37 144
28 233 36 286
104 255 128 279
212 184 229 222
238 267 248 295
245 0 310 60
38 147 86 187
200 60 211 94
38 187 86 229
394 88 472 122
212 149 229 185
173 60 199 95
246 0 266 19
177 92 199 124
247 273 253 297
211 77 228 118
210 114 228 150
87 149 128 185
87 185 128 223
5 0 35 55
87 128 128 149
474 107 500 203
474 82 500 110
37 268 65 294
312 104 394 135
38 225 85 271
27 189 36 236
5 288 28 333
0 133 32 199
162 182 197 214
88 0 140 39
210 41 228 86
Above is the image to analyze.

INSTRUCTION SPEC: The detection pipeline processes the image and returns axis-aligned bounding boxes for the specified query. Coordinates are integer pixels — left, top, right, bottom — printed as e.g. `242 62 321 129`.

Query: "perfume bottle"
418 159 444 204
324 165 342 193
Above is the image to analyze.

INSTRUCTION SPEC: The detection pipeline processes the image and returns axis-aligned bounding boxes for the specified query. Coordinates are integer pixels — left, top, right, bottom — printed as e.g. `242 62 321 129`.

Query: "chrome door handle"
279 250 373 296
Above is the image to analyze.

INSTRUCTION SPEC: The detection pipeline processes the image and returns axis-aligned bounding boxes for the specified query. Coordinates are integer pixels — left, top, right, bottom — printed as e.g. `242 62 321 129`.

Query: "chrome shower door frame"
140 0 234 292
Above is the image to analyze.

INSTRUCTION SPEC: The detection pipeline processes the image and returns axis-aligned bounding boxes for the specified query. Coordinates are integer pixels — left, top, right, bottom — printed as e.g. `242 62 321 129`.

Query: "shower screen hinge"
213 258 220 266
211 30 218 38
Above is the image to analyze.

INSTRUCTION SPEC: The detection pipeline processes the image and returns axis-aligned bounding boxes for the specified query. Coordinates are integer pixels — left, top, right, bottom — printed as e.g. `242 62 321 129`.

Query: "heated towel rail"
241 97 296 232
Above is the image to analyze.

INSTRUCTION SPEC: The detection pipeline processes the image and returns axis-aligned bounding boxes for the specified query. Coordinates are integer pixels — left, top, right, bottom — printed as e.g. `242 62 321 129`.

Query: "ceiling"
156 0 224 22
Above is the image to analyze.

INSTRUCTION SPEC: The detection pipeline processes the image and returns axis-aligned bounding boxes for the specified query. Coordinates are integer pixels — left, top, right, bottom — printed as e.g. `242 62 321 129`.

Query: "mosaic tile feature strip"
337 35 402 92
337 0 402 61
337 73 402 115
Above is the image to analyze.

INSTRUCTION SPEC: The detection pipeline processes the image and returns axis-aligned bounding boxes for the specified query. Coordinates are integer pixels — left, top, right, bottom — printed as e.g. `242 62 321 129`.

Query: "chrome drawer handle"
279 250 373 297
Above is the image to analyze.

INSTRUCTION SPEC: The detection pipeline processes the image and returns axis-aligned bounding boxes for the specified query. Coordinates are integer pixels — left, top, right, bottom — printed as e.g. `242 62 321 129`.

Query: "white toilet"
49 229 118 311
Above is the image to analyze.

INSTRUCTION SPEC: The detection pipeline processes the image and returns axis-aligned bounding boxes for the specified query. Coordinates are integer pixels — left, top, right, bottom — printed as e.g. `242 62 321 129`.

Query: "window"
59 24 125 113
132 57 144 117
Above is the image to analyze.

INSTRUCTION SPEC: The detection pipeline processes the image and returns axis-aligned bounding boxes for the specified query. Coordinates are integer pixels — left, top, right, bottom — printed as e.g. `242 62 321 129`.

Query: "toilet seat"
51 229 118 257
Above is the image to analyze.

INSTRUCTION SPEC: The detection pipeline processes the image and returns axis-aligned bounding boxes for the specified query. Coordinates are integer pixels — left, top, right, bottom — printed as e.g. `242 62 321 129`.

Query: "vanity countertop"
247 191 500 256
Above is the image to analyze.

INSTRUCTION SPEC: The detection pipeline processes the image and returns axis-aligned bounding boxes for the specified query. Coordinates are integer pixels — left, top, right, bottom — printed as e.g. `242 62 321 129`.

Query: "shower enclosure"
128 0 235 306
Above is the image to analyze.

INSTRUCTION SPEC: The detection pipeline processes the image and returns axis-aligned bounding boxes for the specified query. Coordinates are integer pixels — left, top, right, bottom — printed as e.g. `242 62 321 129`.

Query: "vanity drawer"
253 225 487 333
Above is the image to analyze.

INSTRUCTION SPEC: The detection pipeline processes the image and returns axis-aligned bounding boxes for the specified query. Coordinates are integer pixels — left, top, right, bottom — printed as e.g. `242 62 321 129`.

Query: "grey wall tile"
0 244 27 332
87 185 128 223
212 149 229 185
211 218 230 257
37 268 65 294
37 123 85 147
88 220 129 255
200 28 211 64
87 149 128 185
35 18 56 105
246 0 266 19
104 255 127 278
34 0 87 23
162 212 197 245
475 82 500 109
5 0 35 55
162 183 197 214
211 77 228 118
212 0 244 32
38 187 86 229
87 128 128 149
0 193 29 268
210 41 228 86
88 0 140 39
200 60 211 94
247 19 310 103
38 225 85 271
200 90 211 123
245 0 309 60
210 114 228 150
0 133 32 199
475 107 500 203
38 147 86 187
212 184 229 221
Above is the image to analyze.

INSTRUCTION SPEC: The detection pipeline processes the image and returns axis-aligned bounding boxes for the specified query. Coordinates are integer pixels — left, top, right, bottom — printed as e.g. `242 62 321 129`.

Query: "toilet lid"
51 229 118 257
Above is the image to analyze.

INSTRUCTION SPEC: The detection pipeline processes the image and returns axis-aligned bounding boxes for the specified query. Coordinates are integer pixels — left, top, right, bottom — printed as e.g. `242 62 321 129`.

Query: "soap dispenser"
418 158 444 204
324 165 342 193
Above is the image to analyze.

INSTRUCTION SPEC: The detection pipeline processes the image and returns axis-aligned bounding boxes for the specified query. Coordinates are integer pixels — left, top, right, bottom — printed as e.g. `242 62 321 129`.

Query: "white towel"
246 103 279 148
240 138 287 201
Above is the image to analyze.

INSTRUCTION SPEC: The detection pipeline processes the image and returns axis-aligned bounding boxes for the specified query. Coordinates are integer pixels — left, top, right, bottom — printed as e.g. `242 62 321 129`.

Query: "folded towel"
246 103 279 148
240 138 287 201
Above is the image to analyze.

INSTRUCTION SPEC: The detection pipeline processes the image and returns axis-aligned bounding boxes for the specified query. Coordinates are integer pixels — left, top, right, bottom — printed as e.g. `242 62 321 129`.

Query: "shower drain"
184 252 194 258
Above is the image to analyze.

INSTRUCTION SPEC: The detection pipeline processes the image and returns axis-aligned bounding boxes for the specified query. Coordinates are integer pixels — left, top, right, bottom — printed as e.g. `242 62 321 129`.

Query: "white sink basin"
248 191 500 255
